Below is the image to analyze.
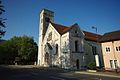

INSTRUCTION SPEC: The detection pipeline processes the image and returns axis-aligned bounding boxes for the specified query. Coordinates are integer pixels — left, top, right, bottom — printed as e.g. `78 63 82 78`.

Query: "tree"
0 0 6 39
17 36 38 62
87 62 96 70
0 35 38 64
0 40 13 64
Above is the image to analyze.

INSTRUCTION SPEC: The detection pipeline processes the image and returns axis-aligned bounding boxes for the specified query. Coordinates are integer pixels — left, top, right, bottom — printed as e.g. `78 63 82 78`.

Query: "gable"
43 23 60 43
49 22 102 42
69 23 84 38
51 23 70 35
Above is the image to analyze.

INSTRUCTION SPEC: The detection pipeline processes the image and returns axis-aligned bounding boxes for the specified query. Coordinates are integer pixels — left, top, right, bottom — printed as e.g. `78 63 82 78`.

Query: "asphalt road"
0 65 120 80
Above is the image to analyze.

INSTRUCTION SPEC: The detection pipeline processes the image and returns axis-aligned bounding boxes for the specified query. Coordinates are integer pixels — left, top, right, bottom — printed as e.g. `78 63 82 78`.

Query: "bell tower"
40 9 54 40
38 9 54 65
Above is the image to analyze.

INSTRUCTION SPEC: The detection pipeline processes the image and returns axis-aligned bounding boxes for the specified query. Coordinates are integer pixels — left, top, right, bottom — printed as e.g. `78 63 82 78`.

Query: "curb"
75 71 120 78
87 70 97 72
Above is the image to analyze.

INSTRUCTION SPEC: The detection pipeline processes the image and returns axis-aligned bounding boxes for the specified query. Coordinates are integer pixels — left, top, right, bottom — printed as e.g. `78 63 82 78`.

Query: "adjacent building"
99 30 120 71
84 31 103 68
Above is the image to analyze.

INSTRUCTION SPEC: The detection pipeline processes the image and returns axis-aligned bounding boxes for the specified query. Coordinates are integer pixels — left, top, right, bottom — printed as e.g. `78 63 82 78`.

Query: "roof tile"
99 30 120 42
51 23 70 35
83 31 102 42
51 23 102 41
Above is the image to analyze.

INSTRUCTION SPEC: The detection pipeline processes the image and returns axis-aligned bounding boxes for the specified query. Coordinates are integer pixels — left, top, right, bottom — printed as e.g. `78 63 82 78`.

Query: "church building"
38 9 102 69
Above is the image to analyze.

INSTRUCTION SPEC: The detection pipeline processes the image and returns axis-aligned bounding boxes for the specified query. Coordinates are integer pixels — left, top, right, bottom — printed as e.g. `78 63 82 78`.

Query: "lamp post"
92 26 97 34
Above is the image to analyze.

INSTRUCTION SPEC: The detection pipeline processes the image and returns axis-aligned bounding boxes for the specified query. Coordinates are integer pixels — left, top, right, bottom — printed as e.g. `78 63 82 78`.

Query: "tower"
38 9 54 65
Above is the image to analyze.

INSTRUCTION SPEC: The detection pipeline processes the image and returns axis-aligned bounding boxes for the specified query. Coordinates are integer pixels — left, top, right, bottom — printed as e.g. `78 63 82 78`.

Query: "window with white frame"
106 47 110 53
114 60 118 68
109 60 118 69
110 60 113 68
116 46 120 52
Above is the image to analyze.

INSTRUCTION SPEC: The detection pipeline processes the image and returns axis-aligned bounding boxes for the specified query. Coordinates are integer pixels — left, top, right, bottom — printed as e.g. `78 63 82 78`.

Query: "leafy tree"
0 35 38 64
17 36 38 62
0 0 6 39
0 40 13 64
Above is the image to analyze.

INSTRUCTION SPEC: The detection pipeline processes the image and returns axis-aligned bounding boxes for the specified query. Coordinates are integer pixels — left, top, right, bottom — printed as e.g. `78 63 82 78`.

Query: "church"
37 9 103 69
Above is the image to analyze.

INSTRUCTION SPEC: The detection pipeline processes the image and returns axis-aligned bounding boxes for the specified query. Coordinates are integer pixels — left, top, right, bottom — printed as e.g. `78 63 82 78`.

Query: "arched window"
75 40 78 52
55 44 58 55
45 53 49 63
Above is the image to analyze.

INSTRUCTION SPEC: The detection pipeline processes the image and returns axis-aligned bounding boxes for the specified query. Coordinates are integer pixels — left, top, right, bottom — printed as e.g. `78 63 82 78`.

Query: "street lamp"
92 26 97 33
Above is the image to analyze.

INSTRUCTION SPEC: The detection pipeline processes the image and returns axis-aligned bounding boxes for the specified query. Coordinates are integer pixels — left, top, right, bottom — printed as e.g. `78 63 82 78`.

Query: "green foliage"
87 62 96 69
0 35 38 64
0 0 6 39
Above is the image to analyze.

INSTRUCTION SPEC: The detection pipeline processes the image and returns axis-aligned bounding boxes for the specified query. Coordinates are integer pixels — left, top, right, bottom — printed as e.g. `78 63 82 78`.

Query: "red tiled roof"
51 23 71 35
51 23 102 41
83 31 102 42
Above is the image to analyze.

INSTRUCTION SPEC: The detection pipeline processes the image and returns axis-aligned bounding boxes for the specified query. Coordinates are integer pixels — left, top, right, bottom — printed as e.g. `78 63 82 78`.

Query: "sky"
2 0 120 43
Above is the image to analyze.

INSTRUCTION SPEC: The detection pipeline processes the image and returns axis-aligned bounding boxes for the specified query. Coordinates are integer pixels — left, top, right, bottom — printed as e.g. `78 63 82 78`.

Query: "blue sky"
2 0 120 43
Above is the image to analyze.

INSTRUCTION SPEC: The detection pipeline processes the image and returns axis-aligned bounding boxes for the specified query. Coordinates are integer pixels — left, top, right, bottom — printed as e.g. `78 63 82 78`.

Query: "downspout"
112 41 117 69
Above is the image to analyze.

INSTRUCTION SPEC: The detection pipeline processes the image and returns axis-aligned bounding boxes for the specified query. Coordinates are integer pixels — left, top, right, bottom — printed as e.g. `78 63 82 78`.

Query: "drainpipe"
112 41 117 70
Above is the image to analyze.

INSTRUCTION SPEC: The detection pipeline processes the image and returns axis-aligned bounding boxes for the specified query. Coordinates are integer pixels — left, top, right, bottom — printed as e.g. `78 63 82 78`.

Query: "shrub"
87 62 96 70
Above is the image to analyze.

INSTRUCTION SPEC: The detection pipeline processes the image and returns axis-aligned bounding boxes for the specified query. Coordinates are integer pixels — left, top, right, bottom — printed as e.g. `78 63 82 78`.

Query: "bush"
87 62 96 70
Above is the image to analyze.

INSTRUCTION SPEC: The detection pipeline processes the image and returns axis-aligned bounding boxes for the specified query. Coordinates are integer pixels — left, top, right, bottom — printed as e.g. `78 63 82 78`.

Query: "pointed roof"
99 30 120 42
51 23 71 35
51 22 102 41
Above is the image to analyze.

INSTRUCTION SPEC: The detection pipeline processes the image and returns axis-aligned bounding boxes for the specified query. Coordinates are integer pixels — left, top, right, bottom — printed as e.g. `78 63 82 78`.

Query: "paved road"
0 65 120 80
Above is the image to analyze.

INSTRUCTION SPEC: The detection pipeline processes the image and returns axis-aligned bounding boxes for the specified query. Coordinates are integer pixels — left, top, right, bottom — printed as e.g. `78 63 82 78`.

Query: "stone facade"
84 40 103 68
38 9 103 69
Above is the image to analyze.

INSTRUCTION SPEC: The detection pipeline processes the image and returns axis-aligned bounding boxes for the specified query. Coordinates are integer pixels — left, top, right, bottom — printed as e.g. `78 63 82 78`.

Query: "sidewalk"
75 71 120 78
